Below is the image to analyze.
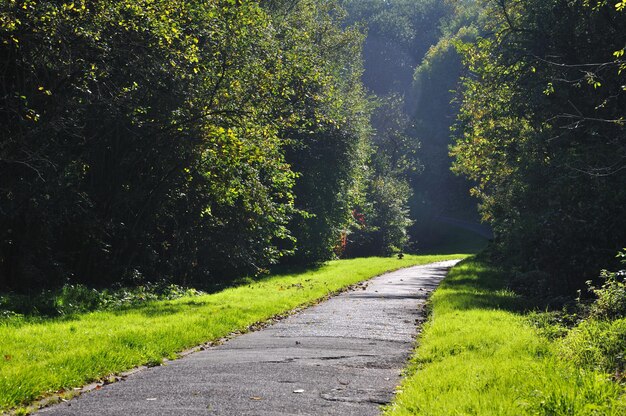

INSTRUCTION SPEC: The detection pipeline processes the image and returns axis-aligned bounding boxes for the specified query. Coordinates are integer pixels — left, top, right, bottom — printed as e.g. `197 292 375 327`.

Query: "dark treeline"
451 0 626 291
0 0 412 291
346 0 626 291
343 0 482 252
408 0 482 238
2 0 623 294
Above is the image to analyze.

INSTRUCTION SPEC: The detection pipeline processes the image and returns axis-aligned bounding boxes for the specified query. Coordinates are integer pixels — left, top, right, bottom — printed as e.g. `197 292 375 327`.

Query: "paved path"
40 260 460 416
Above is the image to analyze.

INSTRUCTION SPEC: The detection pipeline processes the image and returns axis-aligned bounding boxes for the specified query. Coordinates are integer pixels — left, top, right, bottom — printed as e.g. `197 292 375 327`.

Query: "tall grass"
0 254 464 412
386 258 626 415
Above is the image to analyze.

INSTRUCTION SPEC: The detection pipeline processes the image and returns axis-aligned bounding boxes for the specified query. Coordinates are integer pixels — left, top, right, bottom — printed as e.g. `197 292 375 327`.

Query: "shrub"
0 282 204 319
559 318 626 375
586 250 626 320
557 250 626 376
55 284 102 315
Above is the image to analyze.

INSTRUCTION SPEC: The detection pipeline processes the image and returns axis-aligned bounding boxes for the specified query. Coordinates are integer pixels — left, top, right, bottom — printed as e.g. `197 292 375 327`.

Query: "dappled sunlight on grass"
386 258 626 416
431 261 521 313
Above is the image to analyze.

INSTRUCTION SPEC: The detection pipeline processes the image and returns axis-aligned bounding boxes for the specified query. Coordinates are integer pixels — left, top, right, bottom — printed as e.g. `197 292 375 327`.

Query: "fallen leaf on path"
250 396 263 400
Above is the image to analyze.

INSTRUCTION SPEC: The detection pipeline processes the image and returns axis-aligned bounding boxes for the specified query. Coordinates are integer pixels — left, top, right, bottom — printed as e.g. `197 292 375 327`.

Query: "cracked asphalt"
39 260 460 416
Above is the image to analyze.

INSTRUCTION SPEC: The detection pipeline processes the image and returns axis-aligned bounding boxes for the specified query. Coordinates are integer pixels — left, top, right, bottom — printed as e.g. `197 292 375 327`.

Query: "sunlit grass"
0 254 465 412
386 258 626 415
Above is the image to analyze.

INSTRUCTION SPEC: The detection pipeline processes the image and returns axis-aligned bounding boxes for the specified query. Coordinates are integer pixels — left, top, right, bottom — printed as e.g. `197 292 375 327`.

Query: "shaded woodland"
1 0 420 292
1 0 625 294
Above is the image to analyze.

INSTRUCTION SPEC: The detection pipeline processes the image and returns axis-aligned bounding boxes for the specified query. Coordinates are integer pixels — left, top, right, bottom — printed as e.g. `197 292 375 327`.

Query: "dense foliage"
342 0 451 255
0 0 375 290
346 96 416 256
6 0 621 294
344 0 483 254
451 0 626 289
272 0 372 263
343 0 451 96
409 1 482 241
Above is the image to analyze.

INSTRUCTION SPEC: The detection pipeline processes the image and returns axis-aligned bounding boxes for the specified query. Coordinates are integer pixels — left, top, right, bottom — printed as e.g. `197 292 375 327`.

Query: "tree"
409 2 483 249
343 0 484 253
343 0 452 96
262 0 372 264
0 0 371 290
346 95 416 257
451 0 626 289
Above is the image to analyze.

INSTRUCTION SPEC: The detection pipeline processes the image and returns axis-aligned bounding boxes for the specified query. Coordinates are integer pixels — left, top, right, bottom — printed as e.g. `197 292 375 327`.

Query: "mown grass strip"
386 258 626 416
0 254 464 412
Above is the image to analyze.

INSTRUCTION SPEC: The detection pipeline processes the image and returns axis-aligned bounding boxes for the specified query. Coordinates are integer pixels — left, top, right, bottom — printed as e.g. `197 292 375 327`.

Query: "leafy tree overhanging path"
39 260 460 416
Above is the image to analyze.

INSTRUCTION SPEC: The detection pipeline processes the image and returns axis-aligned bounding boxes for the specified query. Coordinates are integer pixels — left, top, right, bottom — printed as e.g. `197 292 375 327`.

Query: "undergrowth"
528 250 626 378
1 282 204 320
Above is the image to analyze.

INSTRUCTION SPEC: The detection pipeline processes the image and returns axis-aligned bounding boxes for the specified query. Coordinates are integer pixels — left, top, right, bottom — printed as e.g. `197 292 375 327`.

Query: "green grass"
385 258 626 416
559 317 626 375
0 254 464 412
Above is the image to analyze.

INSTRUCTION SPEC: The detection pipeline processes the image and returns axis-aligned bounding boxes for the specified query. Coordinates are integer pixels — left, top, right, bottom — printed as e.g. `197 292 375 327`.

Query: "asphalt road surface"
39 260 460 416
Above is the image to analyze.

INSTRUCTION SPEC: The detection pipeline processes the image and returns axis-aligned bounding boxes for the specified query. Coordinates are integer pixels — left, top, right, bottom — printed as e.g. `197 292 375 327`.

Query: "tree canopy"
0 0 375 290
451 0 626 289
3 0 621 293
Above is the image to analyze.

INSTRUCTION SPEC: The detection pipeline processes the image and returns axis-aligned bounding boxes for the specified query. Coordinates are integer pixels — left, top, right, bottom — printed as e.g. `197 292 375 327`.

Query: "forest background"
1 0 624 298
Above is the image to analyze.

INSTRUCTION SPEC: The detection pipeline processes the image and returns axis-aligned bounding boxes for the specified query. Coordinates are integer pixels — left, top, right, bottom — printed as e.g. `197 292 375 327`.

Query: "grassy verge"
0 254 464 412
386 257 626 415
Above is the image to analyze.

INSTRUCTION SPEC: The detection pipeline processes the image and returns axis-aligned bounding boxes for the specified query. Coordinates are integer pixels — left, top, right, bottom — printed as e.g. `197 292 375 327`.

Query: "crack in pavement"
38 260 460 416
319 388 392 405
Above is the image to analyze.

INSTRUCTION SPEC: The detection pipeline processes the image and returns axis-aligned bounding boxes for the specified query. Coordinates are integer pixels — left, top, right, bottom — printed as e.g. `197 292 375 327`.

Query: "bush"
556 250 626 376
526 310 577 341
586 250 626 320
346 175 412 257
559 318 626 375
0 282 204 319
55 284 102 315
